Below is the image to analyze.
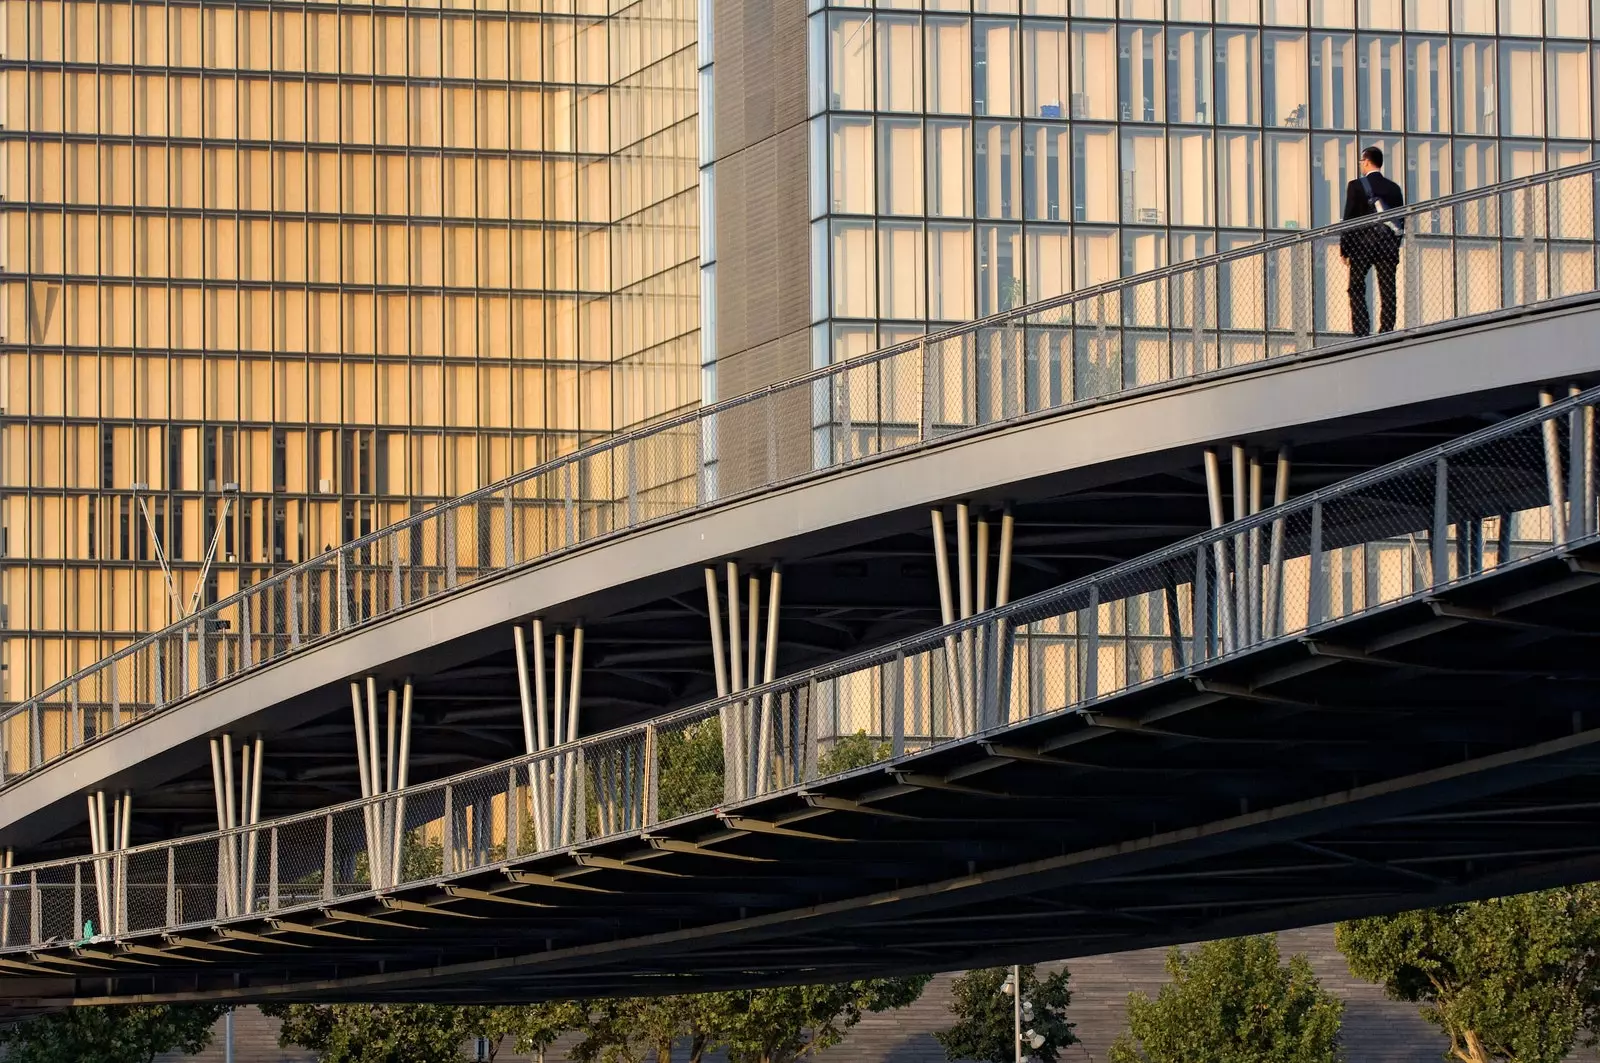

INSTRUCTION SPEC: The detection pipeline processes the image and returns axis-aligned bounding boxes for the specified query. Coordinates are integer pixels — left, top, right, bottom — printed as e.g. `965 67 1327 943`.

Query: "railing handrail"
6 159 1599 776
7 381 1596 881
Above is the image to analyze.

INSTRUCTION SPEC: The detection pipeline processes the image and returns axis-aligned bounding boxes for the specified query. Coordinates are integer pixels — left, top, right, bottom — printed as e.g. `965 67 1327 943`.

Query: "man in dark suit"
1340 145 1406 337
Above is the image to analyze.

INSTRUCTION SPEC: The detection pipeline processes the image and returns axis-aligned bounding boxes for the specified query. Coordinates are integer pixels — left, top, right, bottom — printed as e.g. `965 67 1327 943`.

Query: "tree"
568 995 722 1063
935 965 1077 1063
711 976 932 1063
264 1003 484 1063
0 1004 230 1063
1336 886 1600 1063
1107 935 1343 1063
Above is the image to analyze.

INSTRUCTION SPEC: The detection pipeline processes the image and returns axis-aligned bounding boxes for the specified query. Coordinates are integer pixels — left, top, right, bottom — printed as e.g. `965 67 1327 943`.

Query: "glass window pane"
1072 0 1115 14
876 14 923 113
1547 0 1590 35
1170 0 1214 17
831 220 876 318
1167 26 1214 125
1217 29 1261 126
1267 0 1308 24
829 12 874 111
1502 0 1541 34
1023 20 1068 118
1500 40 1544 138
1548 43 1592 138
1074 227 1119 286
1025 225 1073 302
1265 31 1309 128
878 222 925 320
830 116 875 214
1219 0 1261 22
1407 136 1452 201
1455 137 1499 190
975 19 1018 116
977 223 1022 313
1072 125 1117 222
1312 133 1355 227
928 222 975 320
1404 0 1448 30
1123 228 1168 277
1453 39 1497 135
1358 34 1403 131
926 18 972 114
1406 36 1450 133
927 119 974 216
1119 24 1165 122
1024 123 1072 220
1452 0 1495 33
1218 130 1262 227
1357 0 1401 28
1312 32 1356 128
878 118 924 215
1070 23 1116 119
1267 132 1310 228
1170 128 1216 226
1314 0 1356 27
1121 0 1164 17
976 120 1022 218
1122 129 1167 224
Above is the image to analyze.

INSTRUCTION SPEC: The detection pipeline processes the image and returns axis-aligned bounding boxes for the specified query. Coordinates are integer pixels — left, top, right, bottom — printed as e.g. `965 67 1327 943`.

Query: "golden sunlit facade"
0 0 699 702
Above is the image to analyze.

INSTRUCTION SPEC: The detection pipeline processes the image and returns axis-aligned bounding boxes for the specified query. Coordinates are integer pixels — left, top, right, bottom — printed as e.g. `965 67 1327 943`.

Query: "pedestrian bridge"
2 386 1600 1007
9 164 1600 858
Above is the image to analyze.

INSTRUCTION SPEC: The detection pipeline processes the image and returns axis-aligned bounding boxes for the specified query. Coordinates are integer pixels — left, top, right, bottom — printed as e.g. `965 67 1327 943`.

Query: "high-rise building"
5 0 1599 707
0 0 699 702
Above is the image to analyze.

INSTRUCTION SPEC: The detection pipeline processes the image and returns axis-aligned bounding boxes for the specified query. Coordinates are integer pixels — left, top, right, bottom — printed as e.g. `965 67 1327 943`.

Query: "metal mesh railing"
2 382 1597 951
5 162 1600 786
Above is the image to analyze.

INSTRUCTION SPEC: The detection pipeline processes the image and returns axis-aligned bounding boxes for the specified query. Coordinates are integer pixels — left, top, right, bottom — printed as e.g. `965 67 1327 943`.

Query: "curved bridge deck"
3 387 1600 1005
7 166 1600 854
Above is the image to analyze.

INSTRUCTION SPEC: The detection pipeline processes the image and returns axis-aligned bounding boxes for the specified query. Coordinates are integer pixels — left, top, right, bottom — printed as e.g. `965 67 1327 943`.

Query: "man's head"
1360 146 1384 175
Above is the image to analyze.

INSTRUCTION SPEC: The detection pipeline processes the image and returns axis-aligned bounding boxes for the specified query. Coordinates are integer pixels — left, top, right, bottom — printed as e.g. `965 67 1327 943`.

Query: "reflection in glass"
1454 39 1498 135
1167 26 1214 125
1406 37 1450 133
1265 31 1310 128
830 12 874 111
1023 21 1068 118
976 121 1023 219
1072 125 1118 222
1024 124 1072 221
1121 130 1167 225
1170 129 1216 226
878 118 924 216
1120 25 1165 122
1359 35 1403 131
877 14 923 113
978 223 1024 313
1312 33 1356 129
975 19 1019 116
1071 23 1117 120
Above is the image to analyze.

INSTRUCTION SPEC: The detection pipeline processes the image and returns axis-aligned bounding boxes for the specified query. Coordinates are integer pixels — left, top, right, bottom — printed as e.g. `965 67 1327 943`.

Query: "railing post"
288 576 301 646
336 550 350 630
642 724 659 828
1193 543 1209 662
1083 583 1099 703
241 592 253 670
445 509 458 589
1308 501 1325 626
322 815 334 901
503 487 516 567
1432 457 1450 587
1541 390 1570 546
442 784 454 874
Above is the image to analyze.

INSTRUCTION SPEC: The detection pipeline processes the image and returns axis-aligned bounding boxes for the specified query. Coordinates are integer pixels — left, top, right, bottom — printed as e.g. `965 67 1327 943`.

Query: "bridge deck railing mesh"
1 381 1598 950
4 162 1600 788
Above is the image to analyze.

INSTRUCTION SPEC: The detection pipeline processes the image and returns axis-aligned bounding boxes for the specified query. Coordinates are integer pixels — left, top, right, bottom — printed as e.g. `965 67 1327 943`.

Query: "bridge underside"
11 540 1600 1008
34 389 1575 862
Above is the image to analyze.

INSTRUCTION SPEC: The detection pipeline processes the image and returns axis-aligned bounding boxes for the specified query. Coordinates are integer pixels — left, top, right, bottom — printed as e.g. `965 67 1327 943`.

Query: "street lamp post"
1012 964 1022 1063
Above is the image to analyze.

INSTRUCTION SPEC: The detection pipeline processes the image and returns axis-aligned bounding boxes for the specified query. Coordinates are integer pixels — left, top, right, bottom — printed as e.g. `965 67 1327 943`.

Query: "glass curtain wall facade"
0 0 698 702
811 0 1600 366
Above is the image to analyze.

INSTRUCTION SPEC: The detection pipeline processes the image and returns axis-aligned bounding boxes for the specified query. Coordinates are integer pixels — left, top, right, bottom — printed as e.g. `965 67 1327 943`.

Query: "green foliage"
710 976 932 1063
656 718 726 819
1107 935 1343 1063
0 1004 230 1063
263 1003 508 1063
568 995 721 1063
817 731 891 776
935 965 1077 1063
1336 886 1600 1063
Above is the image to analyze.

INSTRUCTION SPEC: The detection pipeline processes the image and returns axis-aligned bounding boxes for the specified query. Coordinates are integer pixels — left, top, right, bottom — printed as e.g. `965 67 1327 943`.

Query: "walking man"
1340 145 1405 336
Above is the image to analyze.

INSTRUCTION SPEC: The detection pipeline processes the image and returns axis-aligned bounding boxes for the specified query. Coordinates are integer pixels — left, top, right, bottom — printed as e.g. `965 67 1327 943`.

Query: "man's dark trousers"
1346 228 1399 337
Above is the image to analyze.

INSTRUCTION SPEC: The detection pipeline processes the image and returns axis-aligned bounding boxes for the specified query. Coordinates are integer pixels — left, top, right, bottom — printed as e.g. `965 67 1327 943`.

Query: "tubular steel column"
955 503 974 734
756 567 783 795
1231 444 1249 651
1203 449 1234 654
1541 390 1570 546
930 509 963 741
725 561 746 799
349 682 381 890
1264 447 1291 639
392 681 414 881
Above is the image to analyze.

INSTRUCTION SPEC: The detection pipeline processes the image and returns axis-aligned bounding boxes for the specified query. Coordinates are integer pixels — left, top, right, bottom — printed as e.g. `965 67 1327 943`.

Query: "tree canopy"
1107 935 1343 1063
1336 886 1600 1063
261 1002 580 1063
0 1004 230 1063
935 964 1077 1063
